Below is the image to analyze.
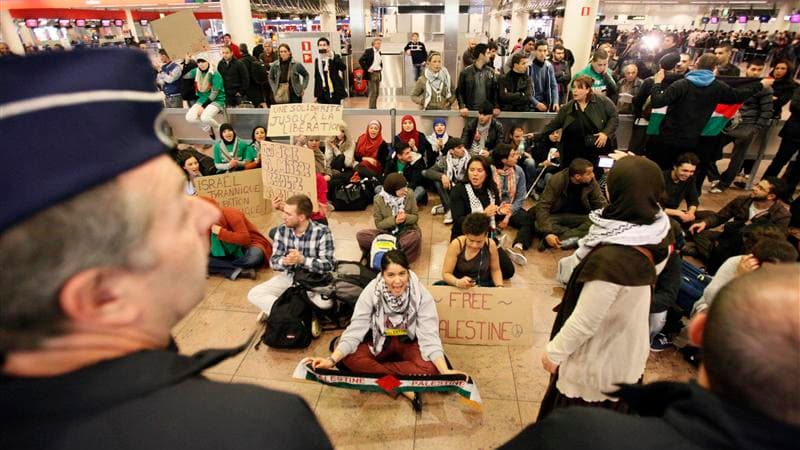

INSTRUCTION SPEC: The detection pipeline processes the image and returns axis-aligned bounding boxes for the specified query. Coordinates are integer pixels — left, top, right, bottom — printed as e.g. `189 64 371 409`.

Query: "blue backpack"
676 259 713 315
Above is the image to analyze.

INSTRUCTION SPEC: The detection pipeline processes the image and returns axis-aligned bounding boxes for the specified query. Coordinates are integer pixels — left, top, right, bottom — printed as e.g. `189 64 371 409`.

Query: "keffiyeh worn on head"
369 272 421 355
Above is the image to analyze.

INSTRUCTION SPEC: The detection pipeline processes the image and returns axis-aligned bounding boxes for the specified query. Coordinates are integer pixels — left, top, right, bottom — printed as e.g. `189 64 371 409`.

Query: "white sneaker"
443 211 453 224
431 204 445 215
709 186 724 194
506 248 528 266
497 233 508 248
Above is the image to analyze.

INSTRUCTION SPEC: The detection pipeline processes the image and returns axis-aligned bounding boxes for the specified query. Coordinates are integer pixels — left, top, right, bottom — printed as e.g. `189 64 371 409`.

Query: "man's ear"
59 269 140 326
688 312 708 348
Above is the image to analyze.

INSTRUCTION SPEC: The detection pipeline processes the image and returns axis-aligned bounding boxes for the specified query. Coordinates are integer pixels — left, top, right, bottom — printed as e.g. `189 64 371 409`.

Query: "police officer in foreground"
0 49 332 450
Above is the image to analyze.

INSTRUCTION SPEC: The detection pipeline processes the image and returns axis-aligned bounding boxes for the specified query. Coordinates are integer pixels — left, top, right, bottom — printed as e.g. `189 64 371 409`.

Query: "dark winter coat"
217 57 250 97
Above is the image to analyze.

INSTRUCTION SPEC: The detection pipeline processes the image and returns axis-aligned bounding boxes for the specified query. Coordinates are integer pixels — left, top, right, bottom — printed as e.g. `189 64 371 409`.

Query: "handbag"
275 82 290 103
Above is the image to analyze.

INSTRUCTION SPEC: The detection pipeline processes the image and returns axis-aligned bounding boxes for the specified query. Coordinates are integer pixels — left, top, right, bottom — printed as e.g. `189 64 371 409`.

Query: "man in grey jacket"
530 40 559 112
712 59 773 193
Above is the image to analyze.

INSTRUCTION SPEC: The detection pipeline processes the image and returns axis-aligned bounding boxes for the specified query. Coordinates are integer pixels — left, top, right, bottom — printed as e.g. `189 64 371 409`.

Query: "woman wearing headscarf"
304 250 464 411
393 115 434 168
424 137 469 224
355 120 390 179
449 156 517 279
325 122 355 178
268 44 309 104
410 51 456 111
538 156 673 420
213 123 256 173
356 173 422 263
183 52 225 139
426 117 451 164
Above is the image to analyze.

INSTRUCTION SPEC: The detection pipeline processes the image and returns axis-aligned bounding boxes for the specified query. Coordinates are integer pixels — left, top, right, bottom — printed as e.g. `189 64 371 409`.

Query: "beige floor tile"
518 401 541 428
526 283 563 334
644 348 698 384
508 334 553 402
174 308 259 375
231 376 323 409
414 396 522 450
235 331 339 381
204 373 233 383
444 344 517 401
334 238 366 262
199 276 265 312
315 386 416 450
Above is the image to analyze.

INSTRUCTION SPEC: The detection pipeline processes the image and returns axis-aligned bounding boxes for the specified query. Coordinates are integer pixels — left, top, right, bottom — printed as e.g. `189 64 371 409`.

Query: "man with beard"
661 153 701 225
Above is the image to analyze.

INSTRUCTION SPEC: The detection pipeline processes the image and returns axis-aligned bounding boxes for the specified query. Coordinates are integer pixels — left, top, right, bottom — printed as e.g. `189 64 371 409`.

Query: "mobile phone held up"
598 156 615 169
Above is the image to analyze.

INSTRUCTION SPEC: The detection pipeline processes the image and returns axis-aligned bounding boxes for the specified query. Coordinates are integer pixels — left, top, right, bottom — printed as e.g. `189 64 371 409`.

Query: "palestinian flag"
646 76 760 136
293 361 483 409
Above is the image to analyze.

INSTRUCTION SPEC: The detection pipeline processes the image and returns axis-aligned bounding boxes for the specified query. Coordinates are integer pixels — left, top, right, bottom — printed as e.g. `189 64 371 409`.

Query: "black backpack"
262 285 313 349
306 261 377 329
332 182 369 211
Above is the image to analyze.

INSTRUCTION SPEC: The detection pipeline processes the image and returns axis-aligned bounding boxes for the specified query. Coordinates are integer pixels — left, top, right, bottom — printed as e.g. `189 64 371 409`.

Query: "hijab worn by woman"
356 120 385 173
602 155 664 225
398 115 422 144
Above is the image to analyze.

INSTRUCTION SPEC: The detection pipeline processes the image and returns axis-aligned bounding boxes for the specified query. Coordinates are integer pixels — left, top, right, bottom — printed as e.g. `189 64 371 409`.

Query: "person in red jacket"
222 33 242 59
202 197 272 280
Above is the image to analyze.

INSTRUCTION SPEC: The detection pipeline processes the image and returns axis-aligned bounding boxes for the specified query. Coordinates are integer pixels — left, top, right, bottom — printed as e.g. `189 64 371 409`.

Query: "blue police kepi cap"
0 48 168 232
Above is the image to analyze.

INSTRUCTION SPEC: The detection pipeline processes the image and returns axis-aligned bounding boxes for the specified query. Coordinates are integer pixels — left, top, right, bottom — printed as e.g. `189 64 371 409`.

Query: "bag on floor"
332 182 369 211
370 234 397 271
353 68 367 95
307 261 378 329
676 258 713 315
262 285 313 349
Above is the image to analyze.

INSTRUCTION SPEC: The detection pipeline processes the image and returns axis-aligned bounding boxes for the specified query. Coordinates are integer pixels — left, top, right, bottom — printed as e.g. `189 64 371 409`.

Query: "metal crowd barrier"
164 107 787 190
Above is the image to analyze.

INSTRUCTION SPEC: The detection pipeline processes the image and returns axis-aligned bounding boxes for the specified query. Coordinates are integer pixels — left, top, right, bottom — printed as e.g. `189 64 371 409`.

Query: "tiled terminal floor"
173 178 752 449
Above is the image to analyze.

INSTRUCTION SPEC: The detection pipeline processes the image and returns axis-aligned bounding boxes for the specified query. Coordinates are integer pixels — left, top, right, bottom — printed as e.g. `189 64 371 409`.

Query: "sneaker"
257 311 268 323
506 248 528 266
238 268 257 280
443 210 453 225
431 204 445 215
327 203 335 212
650 333 673 352
311 317 322 338
733 181 746 189
560 237 580 250
709 186 725 194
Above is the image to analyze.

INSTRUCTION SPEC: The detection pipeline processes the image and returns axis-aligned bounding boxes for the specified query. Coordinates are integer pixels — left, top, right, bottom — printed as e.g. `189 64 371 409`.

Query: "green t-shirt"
210 234 243 258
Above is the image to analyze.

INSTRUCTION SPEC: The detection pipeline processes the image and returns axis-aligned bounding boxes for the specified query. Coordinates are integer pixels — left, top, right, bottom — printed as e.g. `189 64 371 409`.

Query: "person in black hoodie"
498 52 533 111
630 53 683 156
501 265 800 450
648 54 770 176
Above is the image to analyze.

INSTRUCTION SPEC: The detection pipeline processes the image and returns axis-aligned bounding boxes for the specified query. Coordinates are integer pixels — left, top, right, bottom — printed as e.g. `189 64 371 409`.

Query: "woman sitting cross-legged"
442 213 504 288
304 250 462 410
356 173 422 263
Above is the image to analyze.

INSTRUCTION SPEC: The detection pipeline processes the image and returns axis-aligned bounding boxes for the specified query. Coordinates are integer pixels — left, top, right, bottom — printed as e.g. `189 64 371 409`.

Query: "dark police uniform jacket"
0 342 332 450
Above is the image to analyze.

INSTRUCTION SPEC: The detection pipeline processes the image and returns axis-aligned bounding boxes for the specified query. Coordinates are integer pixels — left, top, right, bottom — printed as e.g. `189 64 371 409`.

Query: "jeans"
507 209 535 249
356 228 422 263
518 153 538 188
719 124 758 188
185 102 221 133
208 246 265 279
649 311 668 341
422 168 452 211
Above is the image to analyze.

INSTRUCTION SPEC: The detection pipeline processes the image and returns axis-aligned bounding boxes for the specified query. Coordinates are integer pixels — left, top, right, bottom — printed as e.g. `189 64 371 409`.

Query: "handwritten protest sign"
195 169 270 228
428 286 534 346
267 103 343 137
260 141 318 210
150 10 209 60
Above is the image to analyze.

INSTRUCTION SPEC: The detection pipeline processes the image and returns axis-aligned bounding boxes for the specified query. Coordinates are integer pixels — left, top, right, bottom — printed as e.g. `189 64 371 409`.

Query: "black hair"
748 58 766 68
251 126 267 145
568 158 594 176
380 249 410 272
219 123 236 144
462 212 491 236
742 224 786 253
552 44 565 52
535 39 548 49
675 152 700 168
158 49 169 57
506 124 525 143
492 144 513 168
763 176 787 201
751 238 798 264
463 156 499 198
487 41 498 50
510 52 528 67
472 43 488 59
522 36 536 46
317 37 330 45
395 141 412 156
478 101 494 116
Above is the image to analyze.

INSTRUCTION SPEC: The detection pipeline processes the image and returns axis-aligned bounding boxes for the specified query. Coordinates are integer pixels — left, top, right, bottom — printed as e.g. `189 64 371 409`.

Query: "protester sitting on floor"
325 122 355 179
528 130 563 195
202 197 271 281
355 120 390 179
661 152 701 226
449 156 516 279
692 235 797 318
269 174 330 236
506 124 538 185
356 173 422 264
686 177 790 272
384 142 427 205
183 52 225 139
393 115 434 168
248 194 335 320
0 49 331 449
180 154 202 195
303 135 331 181
535 158 608 251
304 250 463 411
492 144 532 262
502 265 800 450
426 117 452 163
424 137 469 225
540 156 672 420
213 123 256 173
461 102 504 158
442 213 504 288
246 125 267 169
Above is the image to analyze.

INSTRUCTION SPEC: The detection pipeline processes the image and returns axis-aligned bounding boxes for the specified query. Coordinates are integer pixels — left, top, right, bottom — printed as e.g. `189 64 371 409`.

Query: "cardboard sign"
260 141 318 210
428 286 534 346
150 10 209 61
267 103 343 137
195 169 270 226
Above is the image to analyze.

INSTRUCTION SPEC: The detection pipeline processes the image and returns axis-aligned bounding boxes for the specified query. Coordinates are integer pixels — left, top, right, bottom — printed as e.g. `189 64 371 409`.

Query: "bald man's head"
701 265 800 425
